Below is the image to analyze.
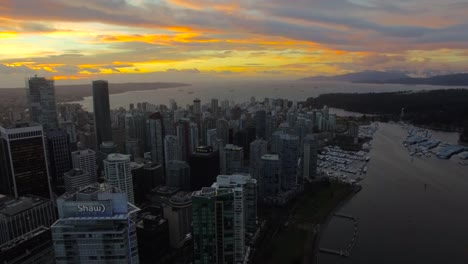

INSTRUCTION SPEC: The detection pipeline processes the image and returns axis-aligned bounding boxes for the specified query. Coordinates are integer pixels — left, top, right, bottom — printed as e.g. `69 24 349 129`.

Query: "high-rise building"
260 154 281 199
104 153 135 204
64 168 93 193
0 123 52 199
147 112 164 164
92 80 112 147
46 128 72 194
216 119 229 147
212 174 257 241
71 149 97 184
59 120 78 151
164 135 181 165
177 118 191 161
189 122 200 154
126 138 141 160
211 98 219 116
166 160 191 190
303 135 319 181
52 183 140 264
221 144 244 175
162 192 192 248
192 187 235 264
206 128 218 147
250 139 268 181
193 98 201 115
279 134 300 190
136 206 170 263
189 146 220 191
0 194 56 244
26 76 58 131
255 110 266 139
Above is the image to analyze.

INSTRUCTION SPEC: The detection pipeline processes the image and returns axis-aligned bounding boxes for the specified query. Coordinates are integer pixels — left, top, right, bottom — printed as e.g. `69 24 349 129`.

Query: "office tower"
189 146 220 190
136 206 170 262
189 122 200 154
147 112 164 164
192 187 235 264
0 123 52 199
92 80 112 147
64 168 93 192
280 134 300 190
0 194 56 244
212 174 257 241
211 98 219 116
166 160 191 190
104 153 135 204
193 98 201 115
111 126 126 153
26 76 58 131
260 154 281 199
303 135 319 181
52 183 140 264
59 120 78 151
177 118 191 161
130 162 145 205
233 130 250 160
143 162 164 189
46 128 72 194
255 110 266 139
163 192 192 248
71 149 97 183
201 117 216 145
0 226 54 264
126 138 141 160
221 144 244 175
206 128 217 147
125 111 147 149
250 139 268 180
164 135 181 164
163 111 176 136
216 119 229 147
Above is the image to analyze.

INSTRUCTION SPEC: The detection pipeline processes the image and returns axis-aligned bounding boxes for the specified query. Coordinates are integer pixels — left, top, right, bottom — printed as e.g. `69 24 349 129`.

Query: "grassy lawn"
263 182 353 264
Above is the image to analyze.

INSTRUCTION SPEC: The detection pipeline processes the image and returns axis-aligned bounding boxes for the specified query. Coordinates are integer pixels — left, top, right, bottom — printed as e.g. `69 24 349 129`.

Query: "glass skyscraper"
52 183 140 264
92 80 112 147
26 76 58 131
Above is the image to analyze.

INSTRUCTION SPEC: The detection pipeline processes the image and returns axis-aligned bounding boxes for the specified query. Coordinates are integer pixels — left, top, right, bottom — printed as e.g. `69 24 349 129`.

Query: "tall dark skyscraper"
255 109 266 139
92 80 112 147
46 128 72 195
0 123 52 199
189 146 220 190
26 76 58 131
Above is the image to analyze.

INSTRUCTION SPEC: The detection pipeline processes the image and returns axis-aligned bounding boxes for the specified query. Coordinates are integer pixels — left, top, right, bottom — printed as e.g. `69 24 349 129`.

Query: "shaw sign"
77 203 106 213
63 201 112 217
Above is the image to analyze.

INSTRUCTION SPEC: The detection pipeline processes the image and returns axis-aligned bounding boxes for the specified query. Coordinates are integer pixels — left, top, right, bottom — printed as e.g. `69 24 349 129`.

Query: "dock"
319 213 359 258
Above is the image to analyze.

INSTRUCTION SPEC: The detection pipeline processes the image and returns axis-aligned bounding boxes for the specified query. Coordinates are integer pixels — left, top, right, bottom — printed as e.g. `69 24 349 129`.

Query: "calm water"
72 80 467 111
318 123 468 264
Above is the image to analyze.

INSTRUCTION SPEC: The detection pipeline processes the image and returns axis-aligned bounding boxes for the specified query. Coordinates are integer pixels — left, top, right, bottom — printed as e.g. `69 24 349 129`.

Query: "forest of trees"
306 89 468 142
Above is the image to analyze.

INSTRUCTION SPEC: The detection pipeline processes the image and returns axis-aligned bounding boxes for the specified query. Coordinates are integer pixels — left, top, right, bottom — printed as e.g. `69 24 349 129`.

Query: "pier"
319 213 359 258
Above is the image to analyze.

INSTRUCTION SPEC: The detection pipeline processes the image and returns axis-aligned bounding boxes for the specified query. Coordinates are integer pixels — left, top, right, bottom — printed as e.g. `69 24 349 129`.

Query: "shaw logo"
77 204 106 213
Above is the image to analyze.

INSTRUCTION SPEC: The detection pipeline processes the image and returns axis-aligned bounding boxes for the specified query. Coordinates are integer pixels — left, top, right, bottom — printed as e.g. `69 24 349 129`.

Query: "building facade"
26 76 58 131
104 154 135 204
92 80 112 147
0 123 52 199
52 183 140 264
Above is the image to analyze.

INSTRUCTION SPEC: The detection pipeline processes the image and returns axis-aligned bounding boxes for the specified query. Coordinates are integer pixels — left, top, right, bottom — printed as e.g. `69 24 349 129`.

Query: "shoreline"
308 184 362 264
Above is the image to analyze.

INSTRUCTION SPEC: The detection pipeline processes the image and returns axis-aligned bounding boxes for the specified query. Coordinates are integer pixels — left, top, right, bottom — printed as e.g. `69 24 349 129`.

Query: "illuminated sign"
63 201 112 217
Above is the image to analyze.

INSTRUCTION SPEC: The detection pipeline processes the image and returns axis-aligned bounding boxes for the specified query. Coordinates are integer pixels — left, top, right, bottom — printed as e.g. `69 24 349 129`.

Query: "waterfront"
71 80 466 111
318 123 468 264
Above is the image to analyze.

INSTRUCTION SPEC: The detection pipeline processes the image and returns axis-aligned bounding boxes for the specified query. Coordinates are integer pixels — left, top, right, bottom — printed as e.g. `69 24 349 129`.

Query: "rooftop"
0 195 51 217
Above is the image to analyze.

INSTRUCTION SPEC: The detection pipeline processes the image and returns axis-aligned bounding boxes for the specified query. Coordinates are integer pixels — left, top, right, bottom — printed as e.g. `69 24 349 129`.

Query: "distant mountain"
357 73 468 86
298 70 409 82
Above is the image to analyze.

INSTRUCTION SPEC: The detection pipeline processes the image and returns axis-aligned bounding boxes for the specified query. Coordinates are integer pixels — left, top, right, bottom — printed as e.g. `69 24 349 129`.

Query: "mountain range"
299 71 468 86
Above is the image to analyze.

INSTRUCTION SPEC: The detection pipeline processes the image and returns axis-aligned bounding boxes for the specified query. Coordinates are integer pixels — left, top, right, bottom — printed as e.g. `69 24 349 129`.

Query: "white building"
104 154 135 204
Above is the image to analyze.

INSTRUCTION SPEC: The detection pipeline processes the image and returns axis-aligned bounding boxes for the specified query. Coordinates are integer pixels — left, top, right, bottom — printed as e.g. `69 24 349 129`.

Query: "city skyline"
1 0 468 87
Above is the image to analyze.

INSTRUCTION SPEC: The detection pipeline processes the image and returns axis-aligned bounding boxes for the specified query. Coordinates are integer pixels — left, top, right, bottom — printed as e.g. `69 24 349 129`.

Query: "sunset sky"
1 0 468 87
